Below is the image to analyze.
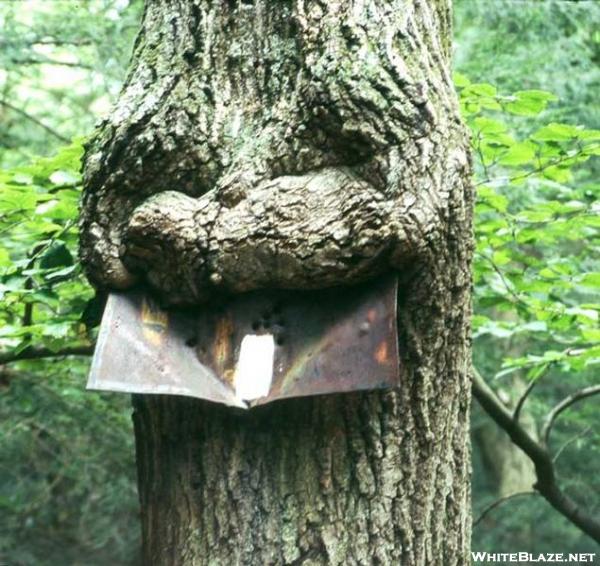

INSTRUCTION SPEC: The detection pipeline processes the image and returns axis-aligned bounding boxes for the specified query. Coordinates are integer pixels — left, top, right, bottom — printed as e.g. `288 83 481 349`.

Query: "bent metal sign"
88 275 400 409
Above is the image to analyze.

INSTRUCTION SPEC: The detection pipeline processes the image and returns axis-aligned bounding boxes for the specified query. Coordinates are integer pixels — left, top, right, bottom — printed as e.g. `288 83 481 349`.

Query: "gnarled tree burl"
80 1 473 564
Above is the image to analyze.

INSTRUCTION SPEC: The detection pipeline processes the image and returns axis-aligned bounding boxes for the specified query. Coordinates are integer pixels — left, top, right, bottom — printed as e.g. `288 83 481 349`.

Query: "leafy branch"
474 144 600 188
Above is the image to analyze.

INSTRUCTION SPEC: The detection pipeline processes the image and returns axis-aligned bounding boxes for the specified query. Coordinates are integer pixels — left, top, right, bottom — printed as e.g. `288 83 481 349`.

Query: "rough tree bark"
80 1 473 564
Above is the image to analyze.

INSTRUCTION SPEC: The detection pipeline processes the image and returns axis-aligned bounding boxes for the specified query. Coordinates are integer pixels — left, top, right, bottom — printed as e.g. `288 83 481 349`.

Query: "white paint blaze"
234 334 275 401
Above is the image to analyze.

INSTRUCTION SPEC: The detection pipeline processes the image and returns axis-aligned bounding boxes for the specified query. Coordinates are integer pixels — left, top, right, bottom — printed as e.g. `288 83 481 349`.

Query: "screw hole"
186 336 197 347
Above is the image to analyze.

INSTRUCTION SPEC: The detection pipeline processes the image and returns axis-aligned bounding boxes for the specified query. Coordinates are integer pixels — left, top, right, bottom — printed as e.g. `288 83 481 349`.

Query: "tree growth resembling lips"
121 166 429 306
78 0 469 306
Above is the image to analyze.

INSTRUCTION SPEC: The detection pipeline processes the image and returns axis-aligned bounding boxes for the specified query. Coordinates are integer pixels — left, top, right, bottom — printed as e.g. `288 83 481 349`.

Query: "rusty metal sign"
87 275 399 408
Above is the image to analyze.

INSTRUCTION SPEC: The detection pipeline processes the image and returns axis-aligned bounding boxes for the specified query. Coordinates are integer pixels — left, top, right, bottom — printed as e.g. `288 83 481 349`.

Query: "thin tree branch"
10 56 93 70
474 491 537 527
513 364 549 422
472 366 600 543
0 99 70 143
477 252 527 306
542 385 600 447
22 246 41 329
33 38 92 46
0 344 94 365
553 427 593 464
22 279 34 327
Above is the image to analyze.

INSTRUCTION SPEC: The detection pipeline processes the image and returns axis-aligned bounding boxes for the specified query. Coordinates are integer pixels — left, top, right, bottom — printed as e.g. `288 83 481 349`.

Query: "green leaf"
453 72 471 89
39 242 74 269
579 273 600 288
12 173 34 185
0 248 10 268
473 116 507 135
39 198 79 221
525 363 549 382
504 90 557 116
44 264 79 284
0 187 38 212
28 289 60 308
542 165 572 183
477 186 508 212
43 321 73 339
492 250 511 266
583 144 600 156
532 122 580 142
516 209 555 223
498 141 537 166
578 130 600 141
581 328 600 342
466 83 497 97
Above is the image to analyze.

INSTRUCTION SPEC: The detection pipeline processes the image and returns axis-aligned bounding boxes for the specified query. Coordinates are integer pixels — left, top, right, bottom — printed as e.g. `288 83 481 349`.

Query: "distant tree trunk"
474 375 536 498
80 1 473 564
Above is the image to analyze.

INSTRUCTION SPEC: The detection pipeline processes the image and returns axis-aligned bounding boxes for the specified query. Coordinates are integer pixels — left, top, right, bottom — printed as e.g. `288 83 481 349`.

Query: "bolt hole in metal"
249 303 287 331
251 304 287 346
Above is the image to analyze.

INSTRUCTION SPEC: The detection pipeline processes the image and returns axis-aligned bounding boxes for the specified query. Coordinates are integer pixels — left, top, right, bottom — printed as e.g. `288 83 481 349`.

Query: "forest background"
0 0 598 564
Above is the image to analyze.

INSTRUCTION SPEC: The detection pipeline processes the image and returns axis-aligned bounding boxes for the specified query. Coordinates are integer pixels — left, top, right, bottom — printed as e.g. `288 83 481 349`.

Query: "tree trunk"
80 1 474 564
473 376 536 499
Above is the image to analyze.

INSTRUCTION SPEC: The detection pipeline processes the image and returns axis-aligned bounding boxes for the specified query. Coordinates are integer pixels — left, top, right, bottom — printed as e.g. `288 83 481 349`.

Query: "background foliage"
455 0 599 556
0 0 598 564
0 2 143 564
